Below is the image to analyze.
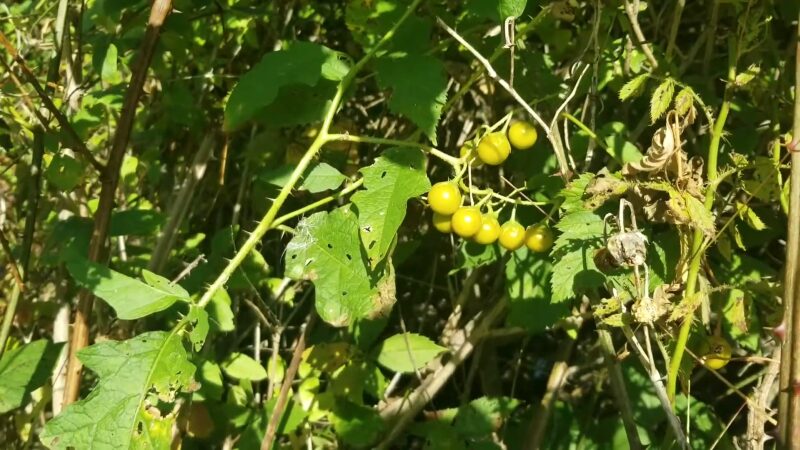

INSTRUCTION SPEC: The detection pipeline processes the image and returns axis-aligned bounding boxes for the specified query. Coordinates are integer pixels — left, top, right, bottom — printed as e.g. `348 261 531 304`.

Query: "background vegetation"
1 0 799 448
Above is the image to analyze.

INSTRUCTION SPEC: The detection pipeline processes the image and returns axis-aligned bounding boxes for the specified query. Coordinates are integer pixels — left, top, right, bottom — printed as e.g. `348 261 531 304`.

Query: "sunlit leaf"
41 332 196 449
351 147 430 266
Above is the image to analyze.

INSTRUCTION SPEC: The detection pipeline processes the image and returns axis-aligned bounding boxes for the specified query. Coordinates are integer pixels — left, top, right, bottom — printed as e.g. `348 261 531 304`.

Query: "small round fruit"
477 132 512 165
508 121 538 150
498 221 526 251
428 182 462 215
701 336 732 370
451 207 483 238
525 224 555 253
432 212 453 233
473 216 501 244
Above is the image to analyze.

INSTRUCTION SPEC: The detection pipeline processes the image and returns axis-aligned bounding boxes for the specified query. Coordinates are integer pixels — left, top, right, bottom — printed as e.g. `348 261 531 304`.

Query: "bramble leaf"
224 42 349 131
505 249 569 333
351 148 430 266
375 333 446 373
650 78 674 123
550 210 606 302
375 54 447 144
65 256 190 320
619 74 648 101
285 207 386 326
40 332 195 450
0 340 62 414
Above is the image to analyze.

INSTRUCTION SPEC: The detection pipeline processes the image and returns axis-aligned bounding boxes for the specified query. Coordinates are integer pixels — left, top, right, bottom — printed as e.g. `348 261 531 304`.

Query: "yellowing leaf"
619 73 648 101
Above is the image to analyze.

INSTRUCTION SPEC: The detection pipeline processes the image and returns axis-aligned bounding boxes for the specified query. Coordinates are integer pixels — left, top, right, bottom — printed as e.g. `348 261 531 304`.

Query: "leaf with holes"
285 207 381 326
40 332 195 450
375 55 447 144
351 148 430 267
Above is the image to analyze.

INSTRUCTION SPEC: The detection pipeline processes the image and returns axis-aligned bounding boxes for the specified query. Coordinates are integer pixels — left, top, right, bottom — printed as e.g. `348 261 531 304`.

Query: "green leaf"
650 78 674 123
0 340 62 414
345 0 432 54
301 162 347 193
550 210 606 302
208 288 235 332
734 64 760 87
331 398 385 448
451 241 501 274
375 55 447 144
45 154 84 191
224 42 349 131
221 352 268 381
285 207 382 326
65 256 190 320
109 209 164 237
40 332 196 450
559 172 594 213
101 43 122 85
737 202 766 231
453 396 520 438
351 148 430 266
619 73 648 101
375 332 446 373
186 306 209 352
674 87 695 116
498 0 527 18
505 249 569 333
600 122 644 165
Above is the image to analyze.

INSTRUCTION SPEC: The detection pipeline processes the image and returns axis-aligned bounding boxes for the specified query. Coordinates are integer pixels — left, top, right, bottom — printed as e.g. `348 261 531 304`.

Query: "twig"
596 329 643 450
261 314 315 450
665 0 685 63
745 347 780 450
783 12 800 447
622 0 659 69
0 228 24 293
149 135 215 274
621 325 688 449
435 17 570 179
525 331 579 449
0 32 104 173
62 0 175 407
375 297 507 449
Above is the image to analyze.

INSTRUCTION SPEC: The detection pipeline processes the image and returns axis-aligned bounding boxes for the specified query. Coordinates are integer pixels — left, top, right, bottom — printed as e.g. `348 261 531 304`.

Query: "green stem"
270 178 365 229
562 112 608 151
326 133 462 167
195 0 423 309
666 44 736 404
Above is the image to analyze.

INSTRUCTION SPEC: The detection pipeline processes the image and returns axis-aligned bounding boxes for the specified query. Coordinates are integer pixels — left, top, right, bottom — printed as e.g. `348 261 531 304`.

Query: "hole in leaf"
368 241 376 250
291 254 297 260
342 291 347 296
137 421 144 435
327 243 333 249
381 171 387 178
346 254 352 260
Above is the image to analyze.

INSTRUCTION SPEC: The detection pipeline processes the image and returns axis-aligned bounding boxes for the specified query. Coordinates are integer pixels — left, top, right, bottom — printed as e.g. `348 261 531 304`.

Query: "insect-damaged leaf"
285 207 394 326
41 332 195 450
351 147 430 267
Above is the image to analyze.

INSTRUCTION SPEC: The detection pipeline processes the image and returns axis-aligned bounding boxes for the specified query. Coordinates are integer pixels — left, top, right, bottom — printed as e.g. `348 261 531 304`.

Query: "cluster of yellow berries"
460 120 538 166
427 121 552 252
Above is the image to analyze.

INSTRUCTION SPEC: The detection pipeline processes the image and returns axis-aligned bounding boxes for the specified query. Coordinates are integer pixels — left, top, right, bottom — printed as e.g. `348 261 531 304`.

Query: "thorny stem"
667 38 736 405
782 11 800 448
194 0 425 309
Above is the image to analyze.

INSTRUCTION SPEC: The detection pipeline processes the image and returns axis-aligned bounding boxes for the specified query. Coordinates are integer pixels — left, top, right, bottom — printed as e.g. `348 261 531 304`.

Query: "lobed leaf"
650 78 674 123
375 55 447 144
351 147 430 266
41 332 195 450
